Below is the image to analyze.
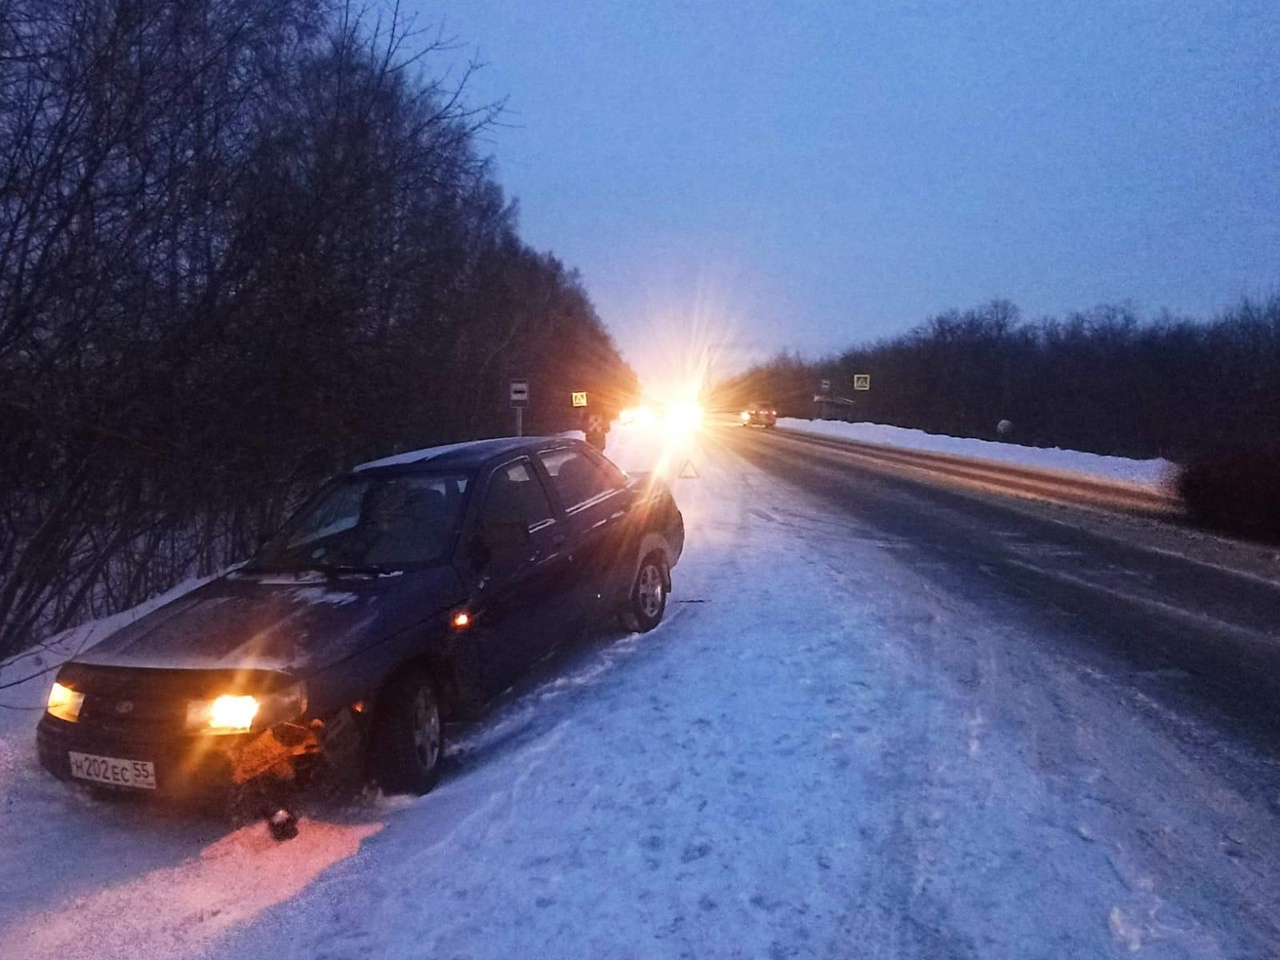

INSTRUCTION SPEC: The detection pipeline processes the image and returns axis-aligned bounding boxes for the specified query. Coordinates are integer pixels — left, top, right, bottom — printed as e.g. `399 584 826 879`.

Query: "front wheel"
371 668 443 795
622 551 668 633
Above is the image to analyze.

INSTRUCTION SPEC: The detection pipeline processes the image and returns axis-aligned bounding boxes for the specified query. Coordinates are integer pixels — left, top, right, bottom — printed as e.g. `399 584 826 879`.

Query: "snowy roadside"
777 418 1175 490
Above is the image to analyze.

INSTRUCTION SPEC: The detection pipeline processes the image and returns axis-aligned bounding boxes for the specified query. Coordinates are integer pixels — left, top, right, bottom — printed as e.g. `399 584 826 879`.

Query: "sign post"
509 378 529 437
571 391 588 408
853 374 871 391
820 378 831 394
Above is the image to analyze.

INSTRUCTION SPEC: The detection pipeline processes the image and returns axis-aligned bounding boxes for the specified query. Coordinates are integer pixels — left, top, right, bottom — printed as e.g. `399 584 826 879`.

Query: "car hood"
76 566 465 674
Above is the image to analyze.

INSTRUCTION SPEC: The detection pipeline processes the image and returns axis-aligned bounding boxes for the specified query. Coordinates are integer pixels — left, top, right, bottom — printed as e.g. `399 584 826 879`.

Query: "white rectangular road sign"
510 379 530 407
853 374 871 391
571 391 588 408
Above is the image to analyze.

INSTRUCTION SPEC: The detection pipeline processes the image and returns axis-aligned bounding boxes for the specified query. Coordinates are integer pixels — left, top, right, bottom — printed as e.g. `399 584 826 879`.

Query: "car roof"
354 436 577 473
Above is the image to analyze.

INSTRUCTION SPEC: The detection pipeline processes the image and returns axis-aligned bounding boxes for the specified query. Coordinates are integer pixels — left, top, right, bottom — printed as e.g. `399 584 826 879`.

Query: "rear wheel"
622 551 668 633
372 668 443 795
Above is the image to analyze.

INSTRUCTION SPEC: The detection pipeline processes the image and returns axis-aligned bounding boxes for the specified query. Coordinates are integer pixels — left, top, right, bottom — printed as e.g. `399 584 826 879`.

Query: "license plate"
68 751 156 790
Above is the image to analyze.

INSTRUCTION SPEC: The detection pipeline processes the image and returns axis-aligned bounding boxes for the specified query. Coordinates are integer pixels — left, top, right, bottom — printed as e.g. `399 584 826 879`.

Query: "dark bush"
1176 446 1280 539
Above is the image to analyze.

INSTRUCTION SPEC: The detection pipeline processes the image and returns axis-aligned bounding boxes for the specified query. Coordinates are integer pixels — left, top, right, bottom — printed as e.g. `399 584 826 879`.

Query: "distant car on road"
37 437 684 831
741 401 777 429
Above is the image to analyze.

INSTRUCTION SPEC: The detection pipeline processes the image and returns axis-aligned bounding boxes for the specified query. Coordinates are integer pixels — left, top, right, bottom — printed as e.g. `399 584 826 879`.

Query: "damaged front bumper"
36 707 362 815
37 662 369 818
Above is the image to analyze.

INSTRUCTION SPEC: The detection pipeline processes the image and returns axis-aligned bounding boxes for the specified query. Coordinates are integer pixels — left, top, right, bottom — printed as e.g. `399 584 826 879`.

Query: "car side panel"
566 489 634 625
455 458 581 692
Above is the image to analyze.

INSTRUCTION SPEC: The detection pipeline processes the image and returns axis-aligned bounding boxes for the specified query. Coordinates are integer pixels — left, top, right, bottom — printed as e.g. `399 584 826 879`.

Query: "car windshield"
248 472 472 573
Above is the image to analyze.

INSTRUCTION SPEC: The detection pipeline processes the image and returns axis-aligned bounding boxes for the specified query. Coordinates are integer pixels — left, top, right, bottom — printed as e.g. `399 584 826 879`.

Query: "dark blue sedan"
37 437 684 828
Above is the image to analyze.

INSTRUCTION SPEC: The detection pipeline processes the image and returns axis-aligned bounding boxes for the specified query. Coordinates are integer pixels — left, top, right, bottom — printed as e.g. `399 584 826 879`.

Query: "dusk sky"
419 1 1279 381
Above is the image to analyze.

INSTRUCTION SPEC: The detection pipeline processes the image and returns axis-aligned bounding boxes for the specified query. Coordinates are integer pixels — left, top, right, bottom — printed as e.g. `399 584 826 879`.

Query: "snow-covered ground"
0 422 1274 959
778 418 1175 489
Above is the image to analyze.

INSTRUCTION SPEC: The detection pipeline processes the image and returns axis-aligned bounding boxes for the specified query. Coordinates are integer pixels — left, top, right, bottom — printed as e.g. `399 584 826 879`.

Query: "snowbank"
779 418 1175 489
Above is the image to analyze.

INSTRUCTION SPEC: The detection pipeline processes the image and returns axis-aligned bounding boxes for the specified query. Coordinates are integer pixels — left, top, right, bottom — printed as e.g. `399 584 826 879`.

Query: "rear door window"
482 459 556 531
538 448 620 512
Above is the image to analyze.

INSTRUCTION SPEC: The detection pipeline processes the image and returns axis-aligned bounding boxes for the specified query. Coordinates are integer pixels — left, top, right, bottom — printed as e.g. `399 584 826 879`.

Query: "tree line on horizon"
726 297 1280 463
0 0 635 657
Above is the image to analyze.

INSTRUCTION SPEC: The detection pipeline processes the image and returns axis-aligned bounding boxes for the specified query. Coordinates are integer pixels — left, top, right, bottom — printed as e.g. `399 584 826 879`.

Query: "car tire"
622 550 668 633
372 667 444 796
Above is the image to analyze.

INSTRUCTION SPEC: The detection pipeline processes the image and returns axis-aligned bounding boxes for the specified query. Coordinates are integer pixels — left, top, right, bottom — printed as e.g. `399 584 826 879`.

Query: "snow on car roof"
354 440 482 472
353 436 556 472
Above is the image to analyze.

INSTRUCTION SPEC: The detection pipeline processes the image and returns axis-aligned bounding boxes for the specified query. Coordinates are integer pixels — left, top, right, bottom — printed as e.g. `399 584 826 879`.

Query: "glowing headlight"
188 695 258 734
740 411 750 421
189 686 307 737
186 682 307 735
46 681 85 723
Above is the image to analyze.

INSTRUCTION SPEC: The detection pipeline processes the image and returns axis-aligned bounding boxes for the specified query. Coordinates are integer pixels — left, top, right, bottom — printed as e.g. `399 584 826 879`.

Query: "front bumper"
37 713 240 804
37 662 344 811
37 713 327 809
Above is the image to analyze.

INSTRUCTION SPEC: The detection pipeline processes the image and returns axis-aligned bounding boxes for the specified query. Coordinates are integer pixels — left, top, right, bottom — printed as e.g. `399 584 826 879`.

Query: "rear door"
535 444 634 625
464 457 577 689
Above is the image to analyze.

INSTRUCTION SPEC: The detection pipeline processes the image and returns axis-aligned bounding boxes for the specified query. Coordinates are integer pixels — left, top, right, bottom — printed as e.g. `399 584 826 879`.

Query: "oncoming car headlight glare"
46 681 85 723
665 401 704 432
186 682 306 735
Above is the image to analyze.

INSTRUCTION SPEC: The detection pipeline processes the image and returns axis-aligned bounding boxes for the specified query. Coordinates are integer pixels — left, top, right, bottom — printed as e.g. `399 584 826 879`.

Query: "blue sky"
414 1 1279 380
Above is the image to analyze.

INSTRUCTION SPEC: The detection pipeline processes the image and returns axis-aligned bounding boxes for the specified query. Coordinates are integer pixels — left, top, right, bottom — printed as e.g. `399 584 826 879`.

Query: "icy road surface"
1 423 1278 959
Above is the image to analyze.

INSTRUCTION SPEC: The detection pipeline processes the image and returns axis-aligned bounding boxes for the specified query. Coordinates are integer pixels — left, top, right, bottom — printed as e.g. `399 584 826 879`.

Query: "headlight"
186 682 306 735
46 681 85 723
188 695 258 734
740 411 750 421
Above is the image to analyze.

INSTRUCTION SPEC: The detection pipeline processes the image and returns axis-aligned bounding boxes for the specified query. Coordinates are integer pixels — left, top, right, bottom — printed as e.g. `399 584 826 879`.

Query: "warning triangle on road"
678 459 700 479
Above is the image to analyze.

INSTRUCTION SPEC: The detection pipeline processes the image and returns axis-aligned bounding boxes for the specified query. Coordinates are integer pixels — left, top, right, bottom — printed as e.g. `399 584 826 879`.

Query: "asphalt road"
716 424 1280 768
